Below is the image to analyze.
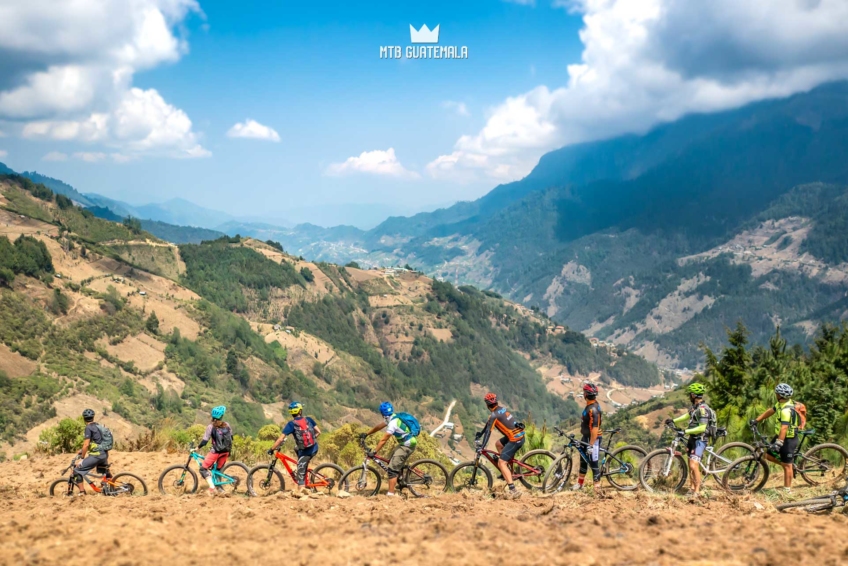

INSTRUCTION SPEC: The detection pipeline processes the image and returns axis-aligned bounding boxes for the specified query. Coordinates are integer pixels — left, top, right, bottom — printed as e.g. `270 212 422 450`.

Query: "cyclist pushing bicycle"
267 401 321 492
198 405 233 495
665 382 713 497
361 401 419 497
573 383 602 491
749 383 802 491
475 392 525 498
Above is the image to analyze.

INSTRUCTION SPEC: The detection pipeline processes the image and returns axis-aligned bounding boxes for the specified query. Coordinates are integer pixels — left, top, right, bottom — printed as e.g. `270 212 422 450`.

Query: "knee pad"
198 467 210 479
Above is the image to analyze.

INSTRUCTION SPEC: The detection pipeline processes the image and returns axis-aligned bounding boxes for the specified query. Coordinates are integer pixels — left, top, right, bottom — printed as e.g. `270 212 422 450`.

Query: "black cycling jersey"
580 400 602 438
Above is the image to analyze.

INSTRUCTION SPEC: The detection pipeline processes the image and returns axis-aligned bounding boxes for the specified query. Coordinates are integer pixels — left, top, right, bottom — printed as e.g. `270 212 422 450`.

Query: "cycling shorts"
499 437 524 462
773 436 798 464
687 437 707 462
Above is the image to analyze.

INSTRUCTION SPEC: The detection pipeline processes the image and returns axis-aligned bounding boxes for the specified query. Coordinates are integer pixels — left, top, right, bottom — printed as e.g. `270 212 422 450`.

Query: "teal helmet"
211 405 226 419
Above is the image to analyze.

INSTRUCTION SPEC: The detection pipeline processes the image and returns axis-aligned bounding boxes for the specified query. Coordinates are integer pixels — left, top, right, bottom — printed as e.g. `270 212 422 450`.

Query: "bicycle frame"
551 427 630 479
350 438 432 489
59 456 126 495
268 450 332 488
185 450 236 487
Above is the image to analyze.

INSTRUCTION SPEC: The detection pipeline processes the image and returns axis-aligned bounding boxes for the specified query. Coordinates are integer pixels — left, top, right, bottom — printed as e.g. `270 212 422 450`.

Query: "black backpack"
291 417 317 450
211 424 233 453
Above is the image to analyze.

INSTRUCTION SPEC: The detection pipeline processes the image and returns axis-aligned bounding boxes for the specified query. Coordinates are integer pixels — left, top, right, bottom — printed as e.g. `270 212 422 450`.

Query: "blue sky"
2 0 848 228
0 0 584 226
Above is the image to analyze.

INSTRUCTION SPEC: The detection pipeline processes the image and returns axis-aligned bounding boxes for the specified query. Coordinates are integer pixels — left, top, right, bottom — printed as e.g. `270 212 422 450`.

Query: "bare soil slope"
1 453 846 566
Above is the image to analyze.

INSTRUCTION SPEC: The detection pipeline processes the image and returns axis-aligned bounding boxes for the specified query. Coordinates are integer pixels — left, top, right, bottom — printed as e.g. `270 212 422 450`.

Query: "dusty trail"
1 453 847 565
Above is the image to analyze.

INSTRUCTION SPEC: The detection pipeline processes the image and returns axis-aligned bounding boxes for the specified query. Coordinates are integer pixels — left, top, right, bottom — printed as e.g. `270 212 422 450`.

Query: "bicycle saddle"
602 428 621 434
716 427 727 437
797 428 816 436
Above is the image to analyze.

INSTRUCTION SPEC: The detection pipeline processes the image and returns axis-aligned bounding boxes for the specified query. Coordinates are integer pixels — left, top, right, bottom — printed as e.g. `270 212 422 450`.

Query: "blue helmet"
211 405 226 420
379 401 394 417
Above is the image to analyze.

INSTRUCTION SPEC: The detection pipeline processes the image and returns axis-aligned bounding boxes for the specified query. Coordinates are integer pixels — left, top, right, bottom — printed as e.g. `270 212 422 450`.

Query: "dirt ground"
1 453 847 566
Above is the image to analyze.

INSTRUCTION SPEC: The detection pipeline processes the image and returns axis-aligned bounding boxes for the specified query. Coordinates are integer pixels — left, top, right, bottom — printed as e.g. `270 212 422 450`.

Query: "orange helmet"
484 392 498 407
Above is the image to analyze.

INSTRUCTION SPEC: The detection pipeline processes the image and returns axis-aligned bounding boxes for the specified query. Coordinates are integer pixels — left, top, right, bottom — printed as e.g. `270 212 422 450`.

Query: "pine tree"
145 311 159 334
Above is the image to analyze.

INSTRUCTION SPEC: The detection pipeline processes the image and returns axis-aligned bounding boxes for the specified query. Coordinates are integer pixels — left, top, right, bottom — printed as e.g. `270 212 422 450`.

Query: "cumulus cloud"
429 0 848 181
42 151 67 161
0 150 7 158
73 152 107 163
0 0 208 158
326 148 419 179
227 119 281 142
441 101 470 117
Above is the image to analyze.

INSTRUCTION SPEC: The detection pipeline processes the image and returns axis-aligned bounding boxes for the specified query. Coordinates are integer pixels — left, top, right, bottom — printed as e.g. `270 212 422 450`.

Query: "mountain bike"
337 437 450 497
448 437 556 492
246 442 345 496
158 447 249 495
49 455 147 497
639 423 754 493
721 422 848 492
775 480 848 514
541 427 647 493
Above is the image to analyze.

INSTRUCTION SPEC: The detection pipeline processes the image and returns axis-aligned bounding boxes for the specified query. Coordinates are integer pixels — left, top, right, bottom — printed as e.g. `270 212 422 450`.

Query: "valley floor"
1 453 846 566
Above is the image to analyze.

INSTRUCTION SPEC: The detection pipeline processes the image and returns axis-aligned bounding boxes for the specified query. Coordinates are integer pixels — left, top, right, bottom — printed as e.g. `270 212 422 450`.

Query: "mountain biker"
750 383 800 490
198 406 233 495
665 382 712 497
573 383 602 491
361 401 417 497
267 401 321 490
475 392 525 498
74 408 112 492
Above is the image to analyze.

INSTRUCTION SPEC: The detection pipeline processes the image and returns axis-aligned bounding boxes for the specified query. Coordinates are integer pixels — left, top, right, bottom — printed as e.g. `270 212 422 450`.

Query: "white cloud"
326 148 419 179
429 0 848 182
73 152 107 163
42 151 68 161
0 0 208 158
0 150 7 158
227 119 281 142
441 101 470 117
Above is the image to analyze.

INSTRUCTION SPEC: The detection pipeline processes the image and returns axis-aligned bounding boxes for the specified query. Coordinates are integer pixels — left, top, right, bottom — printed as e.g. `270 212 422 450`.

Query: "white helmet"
775 383 793 398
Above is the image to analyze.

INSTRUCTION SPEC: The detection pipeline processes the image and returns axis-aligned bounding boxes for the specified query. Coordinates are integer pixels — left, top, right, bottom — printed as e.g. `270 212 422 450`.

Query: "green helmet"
687 382 706 396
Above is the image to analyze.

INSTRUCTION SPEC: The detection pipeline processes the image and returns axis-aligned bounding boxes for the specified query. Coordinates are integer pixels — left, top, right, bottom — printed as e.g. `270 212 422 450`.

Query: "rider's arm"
197 424 214 449
309 417 321 437
373 432 392 454
684 407 708 436
478 413 496 448
755 408 775 423
588 407 601 446
79 438 90 459
270 433 287 452
672 413 689 426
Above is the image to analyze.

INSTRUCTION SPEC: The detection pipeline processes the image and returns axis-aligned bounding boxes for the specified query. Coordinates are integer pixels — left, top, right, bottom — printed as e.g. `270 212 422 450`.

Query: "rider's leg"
499 438 524 493
74 453 107 492
576 446 589 488
387 445 414 495
688 438 706 495
200 452 225 491
296 446 317 487
777 437 797 489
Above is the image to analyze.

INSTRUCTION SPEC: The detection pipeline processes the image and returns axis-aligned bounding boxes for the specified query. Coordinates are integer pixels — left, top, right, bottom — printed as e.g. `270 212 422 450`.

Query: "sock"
206 476 215 490
578 477 585 486
508 483 516 491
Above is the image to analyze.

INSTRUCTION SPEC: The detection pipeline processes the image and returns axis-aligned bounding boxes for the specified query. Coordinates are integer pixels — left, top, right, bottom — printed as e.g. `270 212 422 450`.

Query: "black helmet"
82 408 95 421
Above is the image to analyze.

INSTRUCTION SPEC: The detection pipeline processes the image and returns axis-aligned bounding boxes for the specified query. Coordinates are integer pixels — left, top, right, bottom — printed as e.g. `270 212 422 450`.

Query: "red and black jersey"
580 400 603 438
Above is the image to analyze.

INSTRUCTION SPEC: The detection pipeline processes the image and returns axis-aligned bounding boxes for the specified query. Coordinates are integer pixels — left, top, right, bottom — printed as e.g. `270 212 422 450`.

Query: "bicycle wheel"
310 463 345 494
49 478 81 497
711 442 755 475
775 497 835 513
449 462 493 493
721 455 769 492
406 459 450 497
639 449 687 494
605 445 647 491
541 453 572 494
158 465 198 496
799 443 848 486
111 473 148 496
517 449 556 491
338 465 382 496
221 462 250 495
246 464 285 497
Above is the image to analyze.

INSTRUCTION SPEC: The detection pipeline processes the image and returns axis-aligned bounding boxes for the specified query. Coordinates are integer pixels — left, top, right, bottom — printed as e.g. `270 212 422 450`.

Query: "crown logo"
410 24 440 44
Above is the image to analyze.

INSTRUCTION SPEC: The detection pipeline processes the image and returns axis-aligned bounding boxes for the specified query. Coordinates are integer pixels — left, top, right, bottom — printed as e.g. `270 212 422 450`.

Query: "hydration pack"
395 412 421 439
211 424 233 453
292 417 317 450
95 423 114 452
704 405 719 441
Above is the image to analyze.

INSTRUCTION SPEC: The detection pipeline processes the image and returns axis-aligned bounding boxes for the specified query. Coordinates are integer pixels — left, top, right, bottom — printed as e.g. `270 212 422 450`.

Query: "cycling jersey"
483 406 525 444
773 400 799 439
580 400 603 438
386 416 418 448
672 401 710 440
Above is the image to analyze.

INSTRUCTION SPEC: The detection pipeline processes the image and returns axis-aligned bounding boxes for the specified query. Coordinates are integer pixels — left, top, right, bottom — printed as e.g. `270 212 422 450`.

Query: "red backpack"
291 417 316 450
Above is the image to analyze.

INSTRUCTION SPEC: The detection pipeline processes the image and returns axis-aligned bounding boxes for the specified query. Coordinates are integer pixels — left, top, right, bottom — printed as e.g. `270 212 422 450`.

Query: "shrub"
146 311 160 334
38 417 85 454
257 424 282 441
300 267 315 283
